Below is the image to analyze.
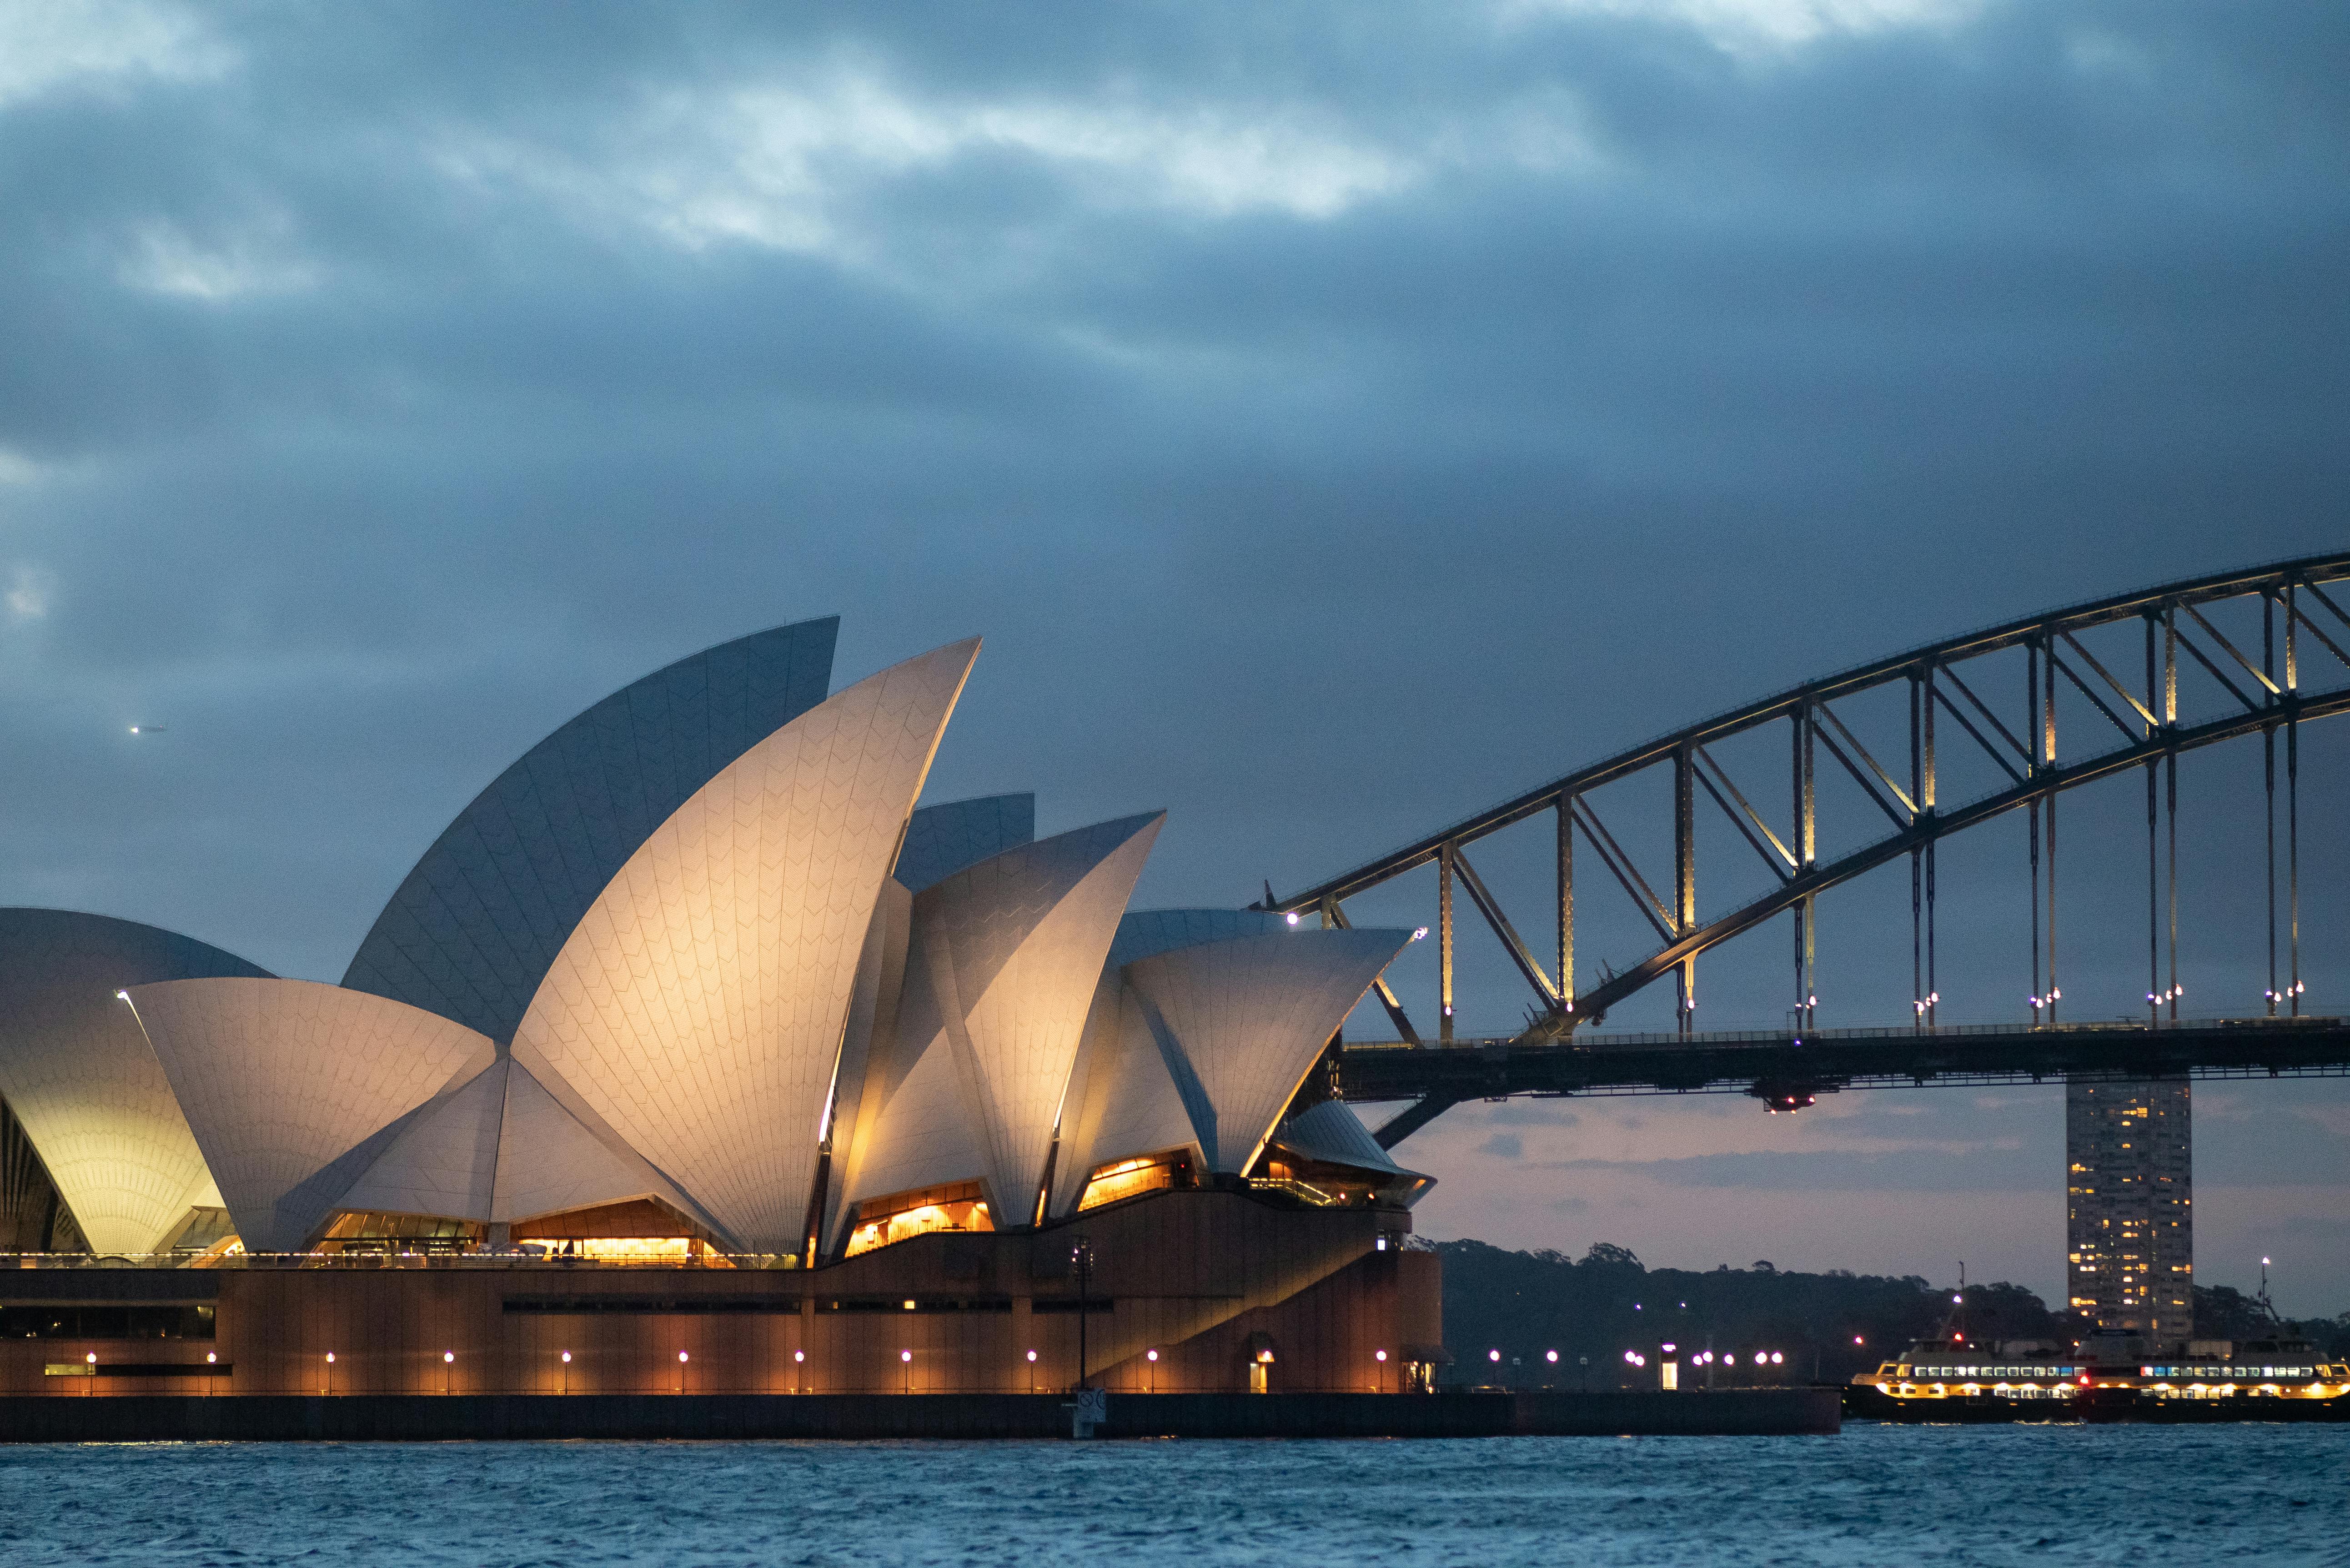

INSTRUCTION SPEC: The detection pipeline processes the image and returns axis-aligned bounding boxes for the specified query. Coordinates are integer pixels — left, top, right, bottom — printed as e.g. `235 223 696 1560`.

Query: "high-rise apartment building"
2066 1077 2192 1339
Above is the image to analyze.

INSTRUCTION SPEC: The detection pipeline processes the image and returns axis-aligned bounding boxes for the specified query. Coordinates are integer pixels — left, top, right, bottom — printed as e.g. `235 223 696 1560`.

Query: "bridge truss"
1259 552 2350 1141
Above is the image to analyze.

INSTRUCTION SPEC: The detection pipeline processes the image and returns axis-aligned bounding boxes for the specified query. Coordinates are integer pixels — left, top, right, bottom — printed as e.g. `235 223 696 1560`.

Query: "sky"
1 0 2345 1310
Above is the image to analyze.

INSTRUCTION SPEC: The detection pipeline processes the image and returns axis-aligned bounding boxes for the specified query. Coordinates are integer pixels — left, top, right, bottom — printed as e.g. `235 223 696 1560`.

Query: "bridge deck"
1334 1017 2350 1132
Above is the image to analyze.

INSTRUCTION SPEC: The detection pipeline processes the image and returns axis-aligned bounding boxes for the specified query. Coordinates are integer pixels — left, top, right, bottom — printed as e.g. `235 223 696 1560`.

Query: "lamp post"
1375 1349 1388 1393
900 1348 913 1395
677 1349 689 1395
1071 1235 1095 1392
324 1352 335 1395
560 1350 571 1395
442 1351 454 1395
793 1347 805 1394
1026 1348 1038 1394
1146 1347 1159 1393
85 1351 95 1395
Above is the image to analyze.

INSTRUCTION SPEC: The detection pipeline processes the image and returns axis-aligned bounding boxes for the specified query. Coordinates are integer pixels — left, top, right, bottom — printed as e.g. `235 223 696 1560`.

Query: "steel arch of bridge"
1264 551 2350 1049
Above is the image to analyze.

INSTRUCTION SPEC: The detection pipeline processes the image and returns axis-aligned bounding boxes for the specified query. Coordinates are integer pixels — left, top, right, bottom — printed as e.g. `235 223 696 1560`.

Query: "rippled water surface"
1 1424 2344 1566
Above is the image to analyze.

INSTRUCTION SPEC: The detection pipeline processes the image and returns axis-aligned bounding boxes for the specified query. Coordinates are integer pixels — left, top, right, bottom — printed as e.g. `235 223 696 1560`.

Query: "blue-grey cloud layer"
1 0 2343 1298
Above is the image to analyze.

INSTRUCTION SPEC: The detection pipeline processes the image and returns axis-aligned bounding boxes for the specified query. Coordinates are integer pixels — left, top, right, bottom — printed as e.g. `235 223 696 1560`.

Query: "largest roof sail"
342 618 839 1045
511 638 980 1253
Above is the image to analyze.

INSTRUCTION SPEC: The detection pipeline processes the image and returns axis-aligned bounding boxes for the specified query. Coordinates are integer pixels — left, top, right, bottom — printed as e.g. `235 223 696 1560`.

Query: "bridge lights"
1285 912 1300 926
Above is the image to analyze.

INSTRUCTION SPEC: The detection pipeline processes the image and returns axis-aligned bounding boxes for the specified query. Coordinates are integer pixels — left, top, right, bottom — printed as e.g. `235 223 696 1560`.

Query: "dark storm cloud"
2 0 2344 1297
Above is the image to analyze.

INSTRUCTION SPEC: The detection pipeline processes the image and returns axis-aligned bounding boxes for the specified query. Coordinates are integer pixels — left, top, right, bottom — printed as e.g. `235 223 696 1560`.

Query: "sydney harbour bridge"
1255 552 2350 1147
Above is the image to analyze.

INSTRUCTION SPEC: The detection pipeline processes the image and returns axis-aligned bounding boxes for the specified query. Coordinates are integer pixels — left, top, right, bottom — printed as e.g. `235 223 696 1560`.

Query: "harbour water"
1 1424 2341 1566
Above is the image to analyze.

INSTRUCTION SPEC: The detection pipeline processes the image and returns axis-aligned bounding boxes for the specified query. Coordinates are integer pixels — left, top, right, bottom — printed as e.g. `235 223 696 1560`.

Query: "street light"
1026 1348 1038 1394
442 1351 454 1395
1071 1235 1096 1392
1146 1347 1160 1393
793 1347 806 1394
900 1348 913 1394
324 1352 335 1395
560 1350 571 1395
678 1350 689 1394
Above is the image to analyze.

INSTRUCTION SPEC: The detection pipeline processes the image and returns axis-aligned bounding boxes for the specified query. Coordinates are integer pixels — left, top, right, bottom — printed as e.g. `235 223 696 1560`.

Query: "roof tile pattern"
1049 977 1200 1216
510 639 979 1252
1272 1099 1428 1186
342 619 838 1045
1121 926 1409 1173
0 910 271 1254
491 1053 708 1227
840 813 1161 1228
331 1058 508 1222
126 977 493 1251
893 794 1035 893
1107 908 1285 970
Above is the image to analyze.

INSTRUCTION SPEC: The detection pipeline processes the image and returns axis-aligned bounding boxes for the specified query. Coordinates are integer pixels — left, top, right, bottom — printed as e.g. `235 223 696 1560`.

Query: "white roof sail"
1049 975 1201 1217
0 910 271 1255
491 1051 718 1229
123 977 495 1251
818 879 914 1245
828 1025 979 1231
331 1058 509 1222
893 794 1036 892
342 619 839 1046
1270 1100 1435 1204
1046 907 1293 1214
1121 925 1409 1174
835 813 1162 1234
509 638 979 1254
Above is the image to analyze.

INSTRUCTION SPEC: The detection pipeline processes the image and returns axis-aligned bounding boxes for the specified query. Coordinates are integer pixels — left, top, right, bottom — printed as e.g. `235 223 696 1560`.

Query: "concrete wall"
2 1191 1426 1398
0 1388 1839 1442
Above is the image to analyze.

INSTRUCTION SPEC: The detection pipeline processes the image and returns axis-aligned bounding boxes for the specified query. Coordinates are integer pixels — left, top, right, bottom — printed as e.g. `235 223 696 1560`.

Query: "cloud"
5 566 55 621
0 0 2343 1302
115 219 317 302
1500 0 1986 48
0 0 233 110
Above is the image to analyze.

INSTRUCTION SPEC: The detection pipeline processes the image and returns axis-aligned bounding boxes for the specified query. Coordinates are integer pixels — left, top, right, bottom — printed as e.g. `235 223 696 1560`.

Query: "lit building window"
1077 1152 1191 1212
844 1181 994 1256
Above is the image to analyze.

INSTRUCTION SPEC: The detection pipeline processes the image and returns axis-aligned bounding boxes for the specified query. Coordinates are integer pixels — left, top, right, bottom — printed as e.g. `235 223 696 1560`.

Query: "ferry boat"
1856 1335 2350 1407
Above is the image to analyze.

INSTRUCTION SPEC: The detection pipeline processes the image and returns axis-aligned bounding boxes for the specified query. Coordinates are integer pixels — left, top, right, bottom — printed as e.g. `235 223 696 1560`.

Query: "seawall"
0 1388 1837 1442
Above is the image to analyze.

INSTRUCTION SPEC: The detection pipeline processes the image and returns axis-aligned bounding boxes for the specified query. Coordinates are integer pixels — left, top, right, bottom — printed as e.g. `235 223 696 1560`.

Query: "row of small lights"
305 1348 1178 1371
1267 927 2295 1026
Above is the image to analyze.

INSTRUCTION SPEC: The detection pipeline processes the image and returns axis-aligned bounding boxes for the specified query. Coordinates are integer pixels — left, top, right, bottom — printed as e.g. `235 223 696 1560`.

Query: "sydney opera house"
0 621 1439 1398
